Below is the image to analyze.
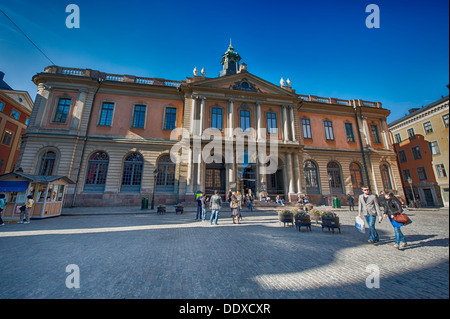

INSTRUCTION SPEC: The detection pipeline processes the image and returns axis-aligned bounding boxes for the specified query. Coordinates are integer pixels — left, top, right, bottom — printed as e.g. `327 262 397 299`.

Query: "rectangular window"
435 164 447 178
398 150 407 163
164 107 177 130
429 141 440 155
417 167 427 180
211 108 223 130
11 109 20 120
240 110 251 132
407 128 415 138
99 102 114 126
323 120 334 140
266 113 277 134
402 169 411 182
25 117 30 126
394 133 402 144
345 123 355 142
302 118 312 139
370 124 381 144
0 101 4 112
412 146 422 160
132 105 146 128
442 113 449 128
1 130 13 146
53 98 72 123
423 121 433 134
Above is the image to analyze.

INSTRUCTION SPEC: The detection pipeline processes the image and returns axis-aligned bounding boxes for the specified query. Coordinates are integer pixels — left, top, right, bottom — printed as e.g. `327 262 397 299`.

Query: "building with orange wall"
14 44 403 207
389 94 449 207
0 71 33 174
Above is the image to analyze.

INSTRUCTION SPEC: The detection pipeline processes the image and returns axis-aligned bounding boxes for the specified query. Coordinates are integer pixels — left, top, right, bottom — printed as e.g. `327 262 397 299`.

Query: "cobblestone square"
0 206 448 299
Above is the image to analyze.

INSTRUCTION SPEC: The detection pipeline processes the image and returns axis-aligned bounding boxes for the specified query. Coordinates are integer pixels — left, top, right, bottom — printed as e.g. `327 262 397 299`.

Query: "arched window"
350 162 363 195
39 151 56 176
84 152 109 192
156 155 175 192
304 160 320 194
380 164 392 190
327 162 343 194
121 153 143 192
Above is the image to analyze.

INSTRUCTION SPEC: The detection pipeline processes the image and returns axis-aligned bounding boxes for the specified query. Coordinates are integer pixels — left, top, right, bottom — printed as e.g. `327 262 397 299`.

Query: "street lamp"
151 169 158 210
407 176 414 206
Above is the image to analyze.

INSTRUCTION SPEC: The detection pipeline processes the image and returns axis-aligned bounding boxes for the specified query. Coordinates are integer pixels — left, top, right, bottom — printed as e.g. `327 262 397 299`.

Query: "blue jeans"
389 216 406 244
248 202 253 212
201 208 207 221
196 206 202 219
210 209 220 224
393 226 406 245
365 214 379 242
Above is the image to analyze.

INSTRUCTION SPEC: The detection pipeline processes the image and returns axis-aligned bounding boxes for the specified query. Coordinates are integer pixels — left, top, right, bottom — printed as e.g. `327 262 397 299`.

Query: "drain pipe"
353 104 372 192
71 78 104 207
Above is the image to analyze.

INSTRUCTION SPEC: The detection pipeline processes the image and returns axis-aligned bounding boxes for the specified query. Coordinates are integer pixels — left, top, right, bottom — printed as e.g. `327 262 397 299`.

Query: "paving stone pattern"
0 207 448 299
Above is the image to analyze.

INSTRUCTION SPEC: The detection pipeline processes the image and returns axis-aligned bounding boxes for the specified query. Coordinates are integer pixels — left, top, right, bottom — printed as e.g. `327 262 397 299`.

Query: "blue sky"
0 0 448 122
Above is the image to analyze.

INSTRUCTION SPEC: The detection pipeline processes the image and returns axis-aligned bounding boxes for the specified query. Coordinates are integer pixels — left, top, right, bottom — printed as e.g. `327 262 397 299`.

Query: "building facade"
389 95 449 207
16 45 404 207
0 71 34 174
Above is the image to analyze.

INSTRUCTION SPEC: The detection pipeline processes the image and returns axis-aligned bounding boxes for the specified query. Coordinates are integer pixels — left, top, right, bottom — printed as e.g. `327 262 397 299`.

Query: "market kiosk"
0 172 74 221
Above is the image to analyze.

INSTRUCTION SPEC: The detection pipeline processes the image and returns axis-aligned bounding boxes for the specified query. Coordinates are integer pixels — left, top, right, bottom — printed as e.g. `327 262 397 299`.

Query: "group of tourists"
357 186 408 250
195 189 255 225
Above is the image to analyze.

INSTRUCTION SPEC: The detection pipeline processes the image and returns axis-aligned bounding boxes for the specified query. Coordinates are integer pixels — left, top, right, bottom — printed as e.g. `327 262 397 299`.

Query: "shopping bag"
355 216 365 233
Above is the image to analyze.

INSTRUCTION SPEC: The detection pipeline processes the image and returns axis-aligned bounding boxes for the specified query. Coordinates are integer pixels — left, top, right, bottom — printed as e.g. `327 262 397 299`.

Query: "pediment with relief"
186 72 298 98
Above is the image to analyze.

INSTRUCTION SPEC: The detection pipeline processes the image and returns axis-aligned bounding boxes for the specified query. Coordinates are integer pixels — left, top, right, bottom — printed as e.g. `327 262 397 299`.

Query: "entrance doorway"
205 162 225 197
423 188 435 206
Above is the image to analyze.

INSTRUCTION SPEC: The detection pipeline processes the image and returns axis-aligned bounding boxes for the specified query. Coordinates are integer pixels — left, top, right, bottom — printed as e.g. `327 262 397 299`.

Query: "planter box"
278 212 294 227
321 217 340 233
295 216 311 231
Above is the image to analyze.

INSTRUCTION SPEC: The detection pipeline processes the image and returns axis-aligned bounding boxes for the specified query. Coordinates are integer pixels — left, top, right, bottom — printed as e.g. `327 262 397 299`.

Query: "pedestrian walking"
384 192 408 249
18 195 34 224
0 194 6 226
236 191 243 221
200 194 208 221
347 194 355 211
209 190 222 225
357 186 383 244
230 192 240 224
247 190 254 212
196 191 203 220
378 191 388 213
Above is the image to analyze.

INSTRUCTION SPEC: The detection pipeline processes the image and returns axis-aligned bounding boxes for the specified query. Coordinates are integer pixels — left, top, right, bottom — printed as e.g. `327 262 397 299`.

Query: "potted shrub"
294 210 311 231
175 204 184 214
157 204 166 215
278 210 294 227
309 208 322 224
321 210 340 233
304 203 314 211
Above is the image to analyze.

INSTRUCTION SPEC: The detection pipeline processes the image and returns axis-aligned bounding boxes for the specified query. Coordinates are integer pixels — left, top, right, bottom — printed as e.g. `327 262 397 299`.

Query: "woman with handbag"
230 193 240 224
385 192 408 250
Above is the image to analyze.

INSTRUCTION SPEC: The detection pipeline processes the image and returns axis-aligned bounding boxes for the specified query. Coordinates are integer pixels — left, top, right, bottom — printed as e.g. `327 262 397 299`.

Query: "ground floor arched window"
380 163 392 191
121 153 143 192
304 160 320 194
84 151 109 192
350 162 363 195
327 161 343 194
156 155 175 192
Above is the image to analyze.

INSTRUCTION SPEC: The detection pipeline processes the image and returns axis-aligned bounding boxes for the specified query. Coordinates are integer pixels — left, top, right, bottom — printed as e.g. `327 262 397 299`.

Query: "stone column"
190 95 197 135
198 97 206 137
293 153 301 194
285 152 294 199
256 102 263 141
282 105 289 143
227 99 234 139
289 105 296 142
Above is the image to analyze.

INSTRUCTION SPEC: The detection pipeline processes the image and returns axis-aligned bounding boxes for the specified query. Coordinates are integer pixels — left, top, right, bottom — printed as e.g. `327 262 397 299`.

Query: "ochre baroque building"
16 45 404 207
